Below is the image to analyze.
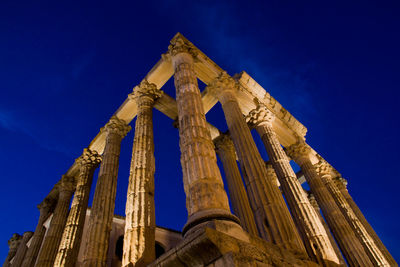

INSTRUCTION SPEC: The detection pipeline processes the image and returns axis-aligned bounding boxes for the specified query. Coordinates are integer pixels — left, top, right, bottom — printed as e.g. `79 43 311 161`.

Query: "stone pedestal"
82 116 131 267
214 134 258 236
247 105 340 265
315 162 390 266
11 231 33 267
3 234 22 267
334 177 397 266
21 198 55 267
169 36 240 238
36 176 75 267
54 149 101 267
122 80 162 267
207 72 305 254
287 142 373 266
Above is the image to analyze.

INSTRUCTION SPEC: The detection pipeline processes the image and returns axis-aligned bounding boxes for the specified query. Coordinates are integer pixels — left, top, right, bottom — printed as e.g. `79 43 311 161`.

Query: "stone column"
214 134 258 236
315 161 390 267
246 105 340 265
207 71 305 253
82 116 131 266
54 149 101 267
3 234 22 267
36 176 75 267
307 192 346 266
287 141 373 266
334 177 397 266
11 231 33 267
21 198 55 267
168 36 240 237
122 80 162 267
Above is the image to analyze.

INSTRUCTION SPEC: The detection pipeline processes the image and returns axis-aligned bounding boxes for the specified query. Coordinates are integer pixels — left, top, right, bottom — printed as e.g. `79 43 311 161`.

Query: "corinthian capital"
207 71 239 98
101 116 131 138
8 233 22 249
314 161 333 177
128 80 163 104
76 148 102 169
286 141 311 164
37 197 56 213
214 134 235 154
167 34 198 58
246 104 275 127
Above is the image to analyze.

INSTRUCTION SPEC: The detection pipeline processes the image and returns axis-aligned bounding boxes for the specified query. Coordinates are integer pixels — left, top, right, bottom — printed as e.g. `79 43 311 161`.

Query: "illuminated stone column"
315 161 390 266
334 177 397 266
83 116 131 266
207 72 305 253
169 36 240 237
287 142 373 266
11 231 33 267
36 176 75 267
21 198 55 267
246 105 340 265
122 80 162 267
214 134 258 236
54 148 101 267
3 234 22 267
307 192 346 266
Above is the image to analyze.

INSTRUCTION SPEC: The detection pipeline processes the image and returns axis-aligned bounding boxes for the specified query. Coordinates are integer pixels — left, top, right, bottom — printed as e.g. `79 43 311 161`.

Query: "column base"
149 225 319 267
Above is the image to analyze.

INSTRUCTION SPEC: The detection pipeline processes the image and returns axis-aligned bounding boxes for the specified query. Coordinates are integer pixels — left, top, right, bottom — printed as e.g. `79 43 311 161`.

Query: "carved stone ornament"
167 34 198 58
246 104 275 127
128 80 163 102
214 134 235 154
100 115 131 138
76 148 102 168
286 141 311 163
314 161 333 176
58 175 76 193
207 71 239 97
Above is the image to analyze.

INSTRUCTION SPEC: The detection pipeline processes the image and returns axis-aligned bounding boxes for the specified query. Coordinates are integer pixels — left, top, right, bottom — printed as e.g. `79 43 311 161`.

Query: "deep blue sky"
1 0 399 262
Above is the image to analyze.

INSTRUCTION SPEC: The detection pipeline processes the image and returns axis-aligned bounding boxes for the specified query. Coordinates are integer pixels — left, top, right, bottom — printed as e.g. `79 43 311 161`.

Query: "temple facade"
4 33 397 267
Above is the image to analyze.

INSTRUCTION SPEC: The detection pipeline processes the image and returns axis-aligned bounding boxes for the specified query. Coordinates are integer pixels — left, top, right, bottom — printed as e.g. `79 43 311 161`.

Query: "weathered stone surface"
11 231 33 267
315 160 390 266
123 80 162 267
21 198 55 267
169 35 240 237
207 71 305 254
214 134 258 236
54 148 101 267
82 116 131 266
36 175 76 267
247 104 340 266
287 141 373 266
3 233 22 267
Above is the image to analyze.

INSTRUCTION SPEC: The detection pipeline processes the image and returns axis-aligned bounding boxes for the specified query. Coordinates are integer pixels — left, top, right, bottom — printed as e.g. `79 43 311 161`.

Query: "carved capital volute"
128 80 163 106
246 104 275 127
8 233 22 249
286 141 311 165
101 116 131 138
207 71 239 101
214 134 235 155
37 197 55 214
76 148 102 169
168 34 198 59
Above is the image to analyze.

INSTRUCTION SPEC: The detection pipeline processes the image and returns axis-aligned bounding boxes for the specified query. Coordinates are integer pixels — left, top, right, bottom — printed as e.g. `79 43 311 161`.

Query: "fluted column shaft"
21 199 54 267
308 193 346 266
54 149 101 267
11 231 33 267
247 105 340 265
214 135 258 236
122 81 161 267
3 234 22 267
316 164 390 266
334 177 397 266
287 142 373 266
36 176 75 267
207 72 305 253
83 116 131 267
169 37 238 236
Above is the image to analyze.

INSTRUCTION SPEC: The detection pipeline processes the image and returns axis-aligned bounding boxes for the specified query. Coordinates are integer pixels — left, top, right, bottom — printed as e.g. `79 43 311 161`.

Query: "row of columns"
7 35 395 267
